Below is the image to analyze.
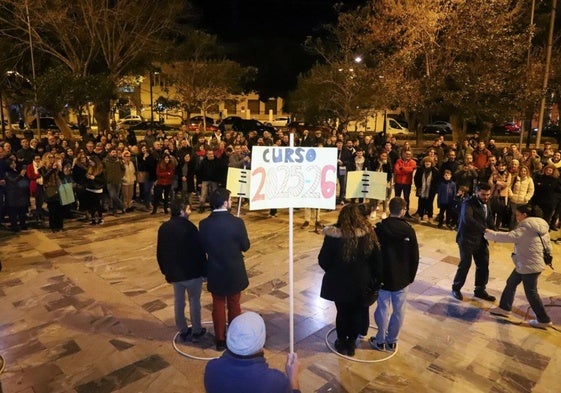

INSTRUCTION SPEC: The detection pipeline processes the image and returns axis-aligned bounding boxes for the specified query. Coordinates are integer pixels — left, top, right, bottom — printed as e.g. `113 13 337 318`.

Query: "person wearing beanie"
204 312 301 393
199 188 250 351
156 199 207 342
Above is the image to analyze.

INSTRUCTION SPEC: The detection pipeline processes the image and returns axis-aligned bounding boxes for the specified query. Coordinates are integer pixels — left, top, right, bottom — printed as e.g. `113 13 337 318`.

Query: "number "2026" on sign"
251 165 336 201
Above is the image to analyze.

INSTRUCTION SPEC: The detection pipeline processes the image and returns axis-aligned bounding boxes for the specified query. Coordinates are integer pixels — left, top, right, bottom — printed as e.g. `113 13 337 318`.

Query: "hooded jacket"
484 217 551 274
375 216 419 291
318 226 381 303
156 216 206 283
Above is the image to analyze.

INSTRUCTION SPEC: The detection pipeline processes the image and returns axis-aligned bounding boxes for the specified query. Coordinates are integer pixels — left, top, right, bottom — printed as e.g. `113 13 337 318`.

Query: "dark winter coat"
156 216 206 283
375 217 419 291
414 166 440 195
199 211 250 296
532 173 561 209
5 167 29 208
318 226 381 303
456 195 494 251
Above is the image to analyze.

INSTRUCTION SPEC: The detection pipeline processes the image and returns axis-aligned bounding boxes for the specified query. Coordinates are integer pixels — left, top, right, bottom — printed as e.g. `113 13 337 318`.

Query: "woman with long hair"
39 152 64 231
152 154 175 214
485 204 553 328
84 156 106 225
72 150 89 217
507 165 534 230
318 203 381 356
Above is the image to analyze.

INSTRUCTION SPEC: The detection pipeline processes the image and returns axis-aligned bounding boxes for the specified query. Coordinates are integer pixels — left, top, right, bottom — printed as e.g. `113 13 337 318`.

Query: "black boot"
346 338 356 357
334 339 348 355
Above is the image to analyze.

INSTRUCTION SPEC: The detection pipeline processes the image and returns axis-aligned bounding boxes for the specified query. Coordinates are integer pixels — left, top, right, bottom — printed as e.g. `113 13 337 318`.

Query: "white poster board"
226 167 251 198
249 146 337 210
345 171 388 200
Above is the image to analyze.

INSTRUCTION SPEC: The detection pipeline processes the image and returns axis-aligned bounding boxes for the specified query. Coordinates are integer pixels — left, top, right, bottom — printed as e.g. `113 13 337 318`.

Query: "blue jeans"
499 270 550 323
106 183 124 212
374 287 409 344
143 180 155 208
173 277 203 334
199 181 218 209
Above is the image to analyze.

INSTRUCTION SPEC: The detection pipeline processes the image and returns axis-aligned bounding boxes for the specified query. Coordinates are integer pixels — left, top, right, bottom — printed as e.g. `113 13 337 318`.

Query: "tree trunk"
53 114 73 141
450 113 463 143
94 100 111 135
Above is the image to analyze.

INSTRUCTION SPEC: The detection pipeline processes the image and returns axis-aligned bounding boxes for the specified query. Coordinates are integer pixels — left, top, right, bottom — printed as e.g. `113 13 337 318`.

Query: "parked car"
188 116 218 132
287 121 332 134
491 122 520 135
119 114 143 122
29 117 78 131
127 121 175 132
423 120 452 134
540 124 561 137
218 116 276 134
117 118 143 129
387 114 409 129
269 117 291 128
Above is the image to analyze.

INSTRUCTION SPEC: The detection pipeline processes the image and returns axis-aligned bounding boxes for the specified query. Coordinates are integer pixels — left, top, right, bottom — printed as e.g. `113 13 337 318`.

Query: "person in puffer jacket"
485 204 553 329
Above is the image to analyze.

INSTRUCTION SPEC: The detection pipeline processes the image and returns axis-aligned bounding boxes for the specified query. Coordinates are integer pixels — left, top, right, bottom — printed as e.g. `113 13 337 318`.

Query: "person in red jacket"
152 154 175 214
27 153 46 222
393 150 417 218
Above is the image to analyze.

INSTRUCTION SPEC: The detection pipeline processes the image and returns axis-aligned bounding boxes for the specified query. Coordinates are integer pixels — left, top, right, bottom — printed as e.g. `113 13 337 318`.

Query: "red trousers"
211 292 241 342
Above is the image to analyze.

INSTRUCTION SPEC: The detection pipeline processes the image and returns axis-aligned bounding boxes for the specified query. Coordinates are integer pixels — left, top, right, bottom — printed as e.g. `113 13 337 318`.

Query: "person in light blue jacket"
485 204 553 329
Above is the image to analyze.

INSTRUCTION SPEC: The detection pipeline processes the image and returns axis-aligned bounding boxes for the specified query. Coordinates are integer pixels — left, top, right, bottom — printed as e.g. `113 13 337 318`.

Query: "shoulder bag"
537 232 554 270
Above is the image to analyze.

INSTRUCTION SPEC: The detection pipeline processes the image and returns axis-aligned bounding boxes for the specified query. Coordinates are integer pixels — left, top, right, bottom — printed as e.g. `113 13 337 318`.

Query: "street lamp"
536 0 557 148
149 71 160 123
24 0 40 139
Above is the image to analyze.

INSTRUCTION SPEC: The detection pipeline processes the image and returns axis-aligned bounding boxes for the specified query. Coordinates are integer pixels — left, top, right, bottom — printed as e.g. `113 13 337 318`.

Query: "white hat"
227 312 266 356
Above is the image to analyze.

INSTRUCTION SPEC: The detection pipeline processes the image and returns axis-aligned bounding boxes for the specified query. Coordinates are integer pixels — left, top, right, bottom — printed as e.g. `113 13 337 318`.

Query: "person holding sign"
204 311 301 393
199 188 251 351
318 204 382 357
336 140 355 205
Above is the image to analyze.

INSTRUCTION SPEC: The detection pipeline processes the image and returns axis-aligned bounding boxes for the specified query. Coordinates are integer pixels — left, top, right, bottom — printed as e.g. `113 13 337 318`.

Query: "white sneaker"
489 307 511 317
528 319 553 329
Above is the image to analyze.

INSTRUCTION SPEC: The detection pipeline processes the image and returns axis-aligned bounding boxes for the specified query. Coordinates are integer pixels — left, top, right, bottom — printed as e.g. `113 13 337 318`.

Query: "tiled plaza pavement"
0 202 560 393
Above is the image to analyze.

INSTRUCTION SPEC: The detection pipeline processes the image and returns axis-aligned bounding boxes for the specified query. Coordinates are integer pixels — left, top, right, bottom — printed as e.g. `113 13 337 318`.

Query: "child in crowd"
450 185 470 230
436 169 457 229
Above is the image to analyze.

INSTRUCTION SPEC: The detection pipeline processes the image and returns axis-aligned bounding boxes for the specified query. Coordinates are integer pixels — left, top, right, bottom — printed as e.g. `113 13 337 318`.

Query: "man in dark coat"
197 150 222 213
199 188 250 350
370 197 419 351
452 182 495 301
157 200 207 341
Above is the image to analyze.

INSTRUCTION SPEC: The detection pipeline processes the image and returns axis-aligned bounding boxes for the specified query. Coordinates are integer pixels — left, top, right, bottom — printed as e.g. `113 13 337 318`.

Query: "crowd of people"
1 124 561 234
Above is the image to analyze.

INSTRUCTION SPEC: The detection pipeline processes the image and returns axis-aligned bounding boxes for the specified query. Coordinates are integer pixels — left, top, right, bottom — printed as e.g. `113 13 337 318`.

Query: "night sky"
189 0 366 98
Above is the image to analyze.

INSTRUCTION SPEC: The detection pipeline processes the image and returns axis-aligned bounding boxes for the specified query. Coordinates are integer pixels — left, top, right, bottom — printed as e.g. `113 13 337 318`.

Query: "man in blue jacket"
204 311 300 393
157 200 207 342
199 188 250 351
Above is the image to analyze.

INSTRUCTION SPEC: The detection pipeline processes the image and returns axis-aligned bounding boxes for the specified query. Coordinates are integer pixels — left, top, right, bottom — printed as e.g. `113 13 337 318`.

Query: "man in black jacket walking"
157 200 207 341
